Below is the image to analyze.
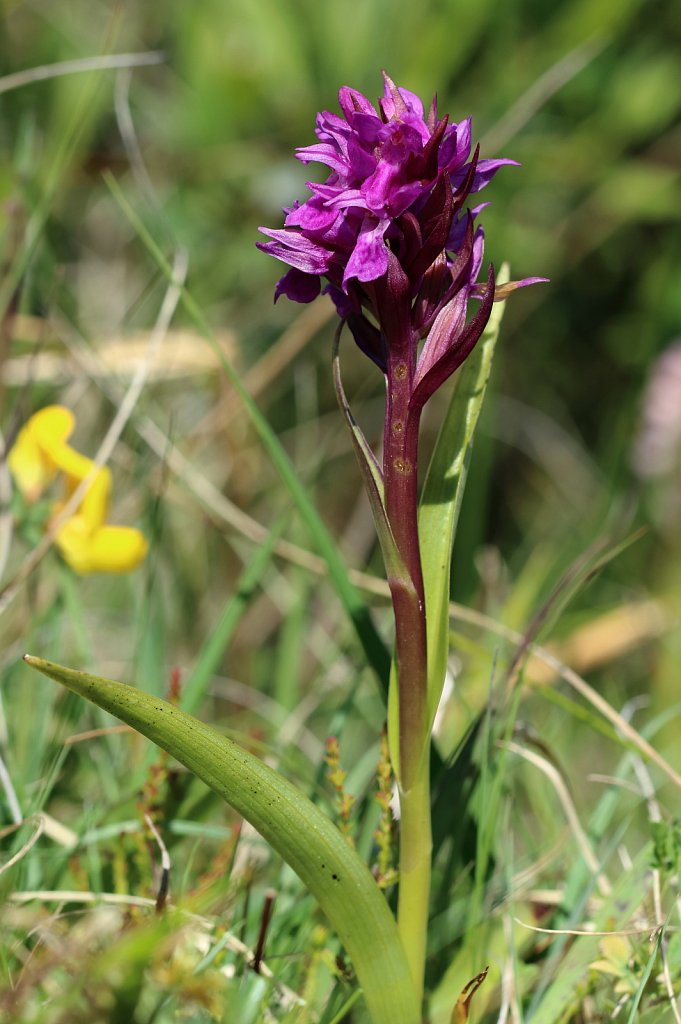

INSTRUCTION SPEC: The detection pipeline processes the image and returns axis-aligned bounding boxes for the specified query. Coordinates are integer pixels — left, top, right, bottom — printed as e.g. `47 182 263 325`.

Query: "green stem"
397 749 432 1004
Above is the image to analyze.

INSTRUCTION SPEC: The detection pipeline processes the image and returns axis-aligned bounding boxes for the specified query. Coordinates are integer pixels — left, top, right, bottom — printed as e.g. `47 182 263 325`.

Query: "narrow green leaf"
332 331 416 600
23 655 420 1024
419 265 509 726
104 173 391 695
625 926 664 1024
181 521 283 715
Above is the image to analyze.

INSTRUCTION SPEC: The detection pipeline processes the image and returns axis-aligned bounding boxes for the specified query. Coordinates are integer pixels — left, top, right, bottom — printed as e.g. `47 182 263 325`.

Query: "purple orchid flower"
258 72 544 405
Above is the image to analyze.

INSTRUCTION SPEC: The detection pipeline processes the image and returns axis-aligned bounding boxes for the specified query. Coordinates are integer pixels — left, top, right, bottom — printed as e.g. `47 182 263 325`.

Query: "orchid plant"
259 73 543 998
25 73 544 1023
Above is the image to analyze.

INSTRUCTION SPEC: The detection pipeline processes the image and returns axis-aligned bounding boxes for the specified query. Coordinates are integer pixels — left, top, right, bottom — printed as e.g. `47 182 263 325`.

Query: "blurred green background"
2 0 681 791
2 0 679 673
1 2 681 1019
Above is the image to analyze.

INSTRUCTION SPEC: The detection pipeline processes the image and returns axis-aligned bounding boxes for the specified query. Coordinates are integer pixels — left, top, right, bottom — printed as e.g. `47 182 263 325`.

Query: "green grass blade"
181 522 283 715
23 655 420 1024
104 172 391 695
419 265 509 725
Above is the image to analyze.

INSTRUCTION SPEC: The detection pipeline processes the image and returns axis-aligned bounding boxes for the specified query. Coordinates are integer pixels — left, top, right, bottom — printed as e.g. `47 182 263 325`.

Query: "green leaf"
181 521 283 715
419 265 509 726
624 927 664 1024
332 330 416 600
23 655 421 1024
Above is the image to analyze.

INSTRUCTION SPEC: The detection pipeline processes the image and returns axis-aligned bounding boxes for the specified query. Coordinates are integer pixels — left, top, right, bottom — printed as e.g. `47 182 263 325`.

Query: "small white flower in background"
632 339 681 479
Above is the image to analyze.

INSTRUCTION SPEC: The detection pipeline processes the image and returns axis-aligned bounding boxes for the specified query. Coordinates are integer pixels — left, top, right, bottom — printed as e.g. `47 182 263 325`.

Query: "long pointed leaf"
419 264 509 726
23 655 420 1024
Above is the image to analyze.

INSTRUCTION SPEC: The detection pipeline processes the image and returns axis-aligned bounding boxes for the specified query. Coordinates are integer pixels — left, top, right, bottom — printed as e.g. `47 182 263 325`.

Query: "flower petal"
78 467 112 531
438 117 472 171
343 217 390 286
257 228 334 274
8 405 82 501
295 143 350 175
338 86 378 121
29 405 75 447
451 158 520 194
285 196 338 232
275 268 322 304
56 519 148 575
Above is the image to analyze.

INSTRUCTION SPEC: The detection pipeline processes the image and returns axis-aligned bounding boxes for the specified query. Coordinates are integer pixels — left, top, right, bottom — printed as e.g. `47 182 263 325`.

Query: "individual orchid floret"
9 405 148 575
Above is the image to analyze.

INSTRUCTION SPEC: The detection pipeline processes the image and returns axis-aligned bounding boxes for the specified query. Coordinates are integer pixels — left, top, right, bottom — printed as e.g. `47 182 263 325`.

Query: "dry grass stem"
0 815 45 877
0 52 165 95
0 749 22 824
514 920 674 938
501 739 612 897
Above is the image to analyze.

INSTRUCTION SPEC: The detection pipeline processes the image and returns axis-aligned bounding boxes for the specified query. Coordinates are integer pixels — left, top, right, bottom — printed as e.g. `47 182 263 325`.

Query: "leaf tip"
23 654 50 674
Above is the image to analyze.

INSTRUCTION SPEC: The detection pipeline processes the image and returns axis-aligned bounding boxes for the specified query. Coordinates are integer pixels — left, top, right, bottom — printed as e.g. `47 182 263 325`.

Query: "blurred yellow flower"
8 405 80 503
8 405 148 575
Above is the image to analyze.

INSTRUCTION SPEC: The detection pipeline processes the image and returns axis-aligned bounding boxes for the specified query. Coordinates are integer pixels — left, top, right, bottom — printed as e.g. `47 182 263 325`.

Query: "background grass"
1 0 680 1021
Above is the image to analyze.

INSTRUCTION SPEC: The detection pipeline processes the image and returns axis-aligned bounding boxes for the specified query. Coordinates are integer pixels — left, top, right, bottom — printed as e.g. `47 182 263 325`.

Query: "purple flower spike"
258 74 547 810
258 71 544 391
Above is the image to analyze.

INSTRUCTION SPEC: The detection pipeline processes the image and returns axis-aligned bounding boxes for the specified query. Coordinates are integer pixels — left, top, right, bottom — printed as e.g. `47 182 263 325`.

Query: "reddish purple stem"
382 317 429 787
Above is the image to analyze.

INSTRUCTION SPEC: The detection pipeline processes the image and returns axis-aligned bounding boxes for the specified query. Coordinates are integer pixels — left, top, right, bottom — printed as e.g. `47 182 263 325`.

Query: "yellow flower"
53 464 149 575
8 405 79 503
8 405 148 575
